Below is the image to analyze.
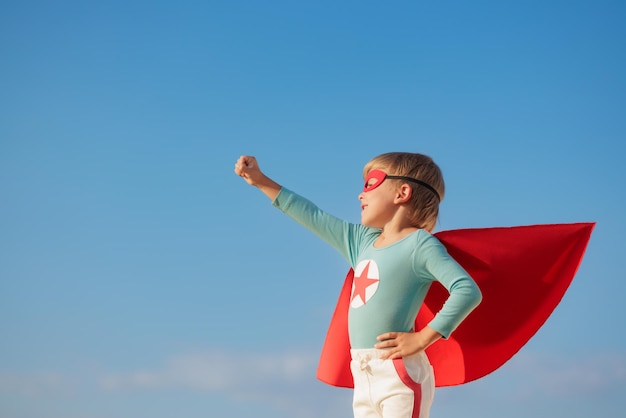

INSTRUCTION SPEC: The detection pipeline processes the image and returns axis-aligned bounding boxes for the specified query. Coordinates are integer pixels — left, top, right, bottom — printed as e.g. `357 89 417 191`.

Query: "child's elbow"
471 283 483 308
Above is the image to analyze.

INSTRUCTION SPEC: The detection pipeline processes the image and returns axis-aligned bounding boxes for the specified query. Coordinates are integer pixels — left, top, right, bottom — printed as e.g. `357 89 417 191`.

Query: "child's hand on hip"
375 327 442 360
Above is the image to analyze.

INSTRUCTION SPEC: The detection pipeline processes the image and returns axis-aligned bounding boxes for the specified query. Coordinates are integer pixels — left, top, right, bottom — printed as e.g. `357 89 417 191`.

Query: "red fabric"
392 358 423 418
316 222 595 388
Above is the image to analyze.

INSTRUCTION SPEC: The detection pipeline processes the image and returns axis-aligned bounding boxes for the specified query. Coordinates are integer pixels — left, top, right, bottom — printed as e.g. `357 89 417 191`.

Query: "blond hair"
363 152 445 232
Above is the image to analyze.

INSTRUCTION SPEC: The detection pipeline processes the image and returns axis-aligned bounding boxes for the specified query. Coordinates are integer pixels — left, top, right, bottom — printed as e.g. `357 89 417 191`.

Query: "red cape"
316 222 595 388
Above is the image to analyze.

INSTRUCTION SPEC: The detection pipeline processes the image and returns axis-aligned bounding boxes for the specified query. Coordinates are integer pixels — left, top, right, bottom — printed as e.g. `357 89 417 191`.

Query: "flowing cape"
316 222 595 388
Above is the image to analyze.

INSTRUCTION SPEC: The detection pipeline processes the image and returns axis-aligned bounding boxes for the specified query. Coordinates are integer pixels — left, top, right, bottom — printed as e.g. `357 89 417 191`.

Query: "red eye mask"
363 169 388 192
363 169 441 201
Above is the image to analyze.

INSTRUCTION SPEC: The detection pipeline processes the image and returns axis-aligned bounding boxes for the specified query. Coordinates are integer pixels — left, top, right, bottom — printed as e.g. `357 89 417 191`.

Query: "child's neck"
375 225 419 247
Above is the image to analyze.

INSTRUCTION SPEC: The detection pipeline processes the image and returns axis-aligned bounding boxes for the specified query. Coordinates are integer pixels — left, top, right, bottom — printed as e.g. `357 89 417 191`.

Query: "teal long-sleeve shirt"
273 187 482 349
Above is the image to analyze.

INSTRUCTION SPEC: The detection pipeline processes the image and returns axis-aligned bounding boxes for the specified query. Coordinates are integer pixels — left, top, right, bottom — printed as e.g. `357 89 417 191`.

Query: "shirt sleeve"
414 233 482 338
272 187 372 265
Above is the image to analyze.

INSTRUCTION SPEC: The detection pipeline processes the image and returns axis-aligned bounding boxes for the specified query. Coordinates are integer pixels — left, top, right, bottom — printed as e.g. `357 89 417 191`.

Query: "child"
234 152 482 418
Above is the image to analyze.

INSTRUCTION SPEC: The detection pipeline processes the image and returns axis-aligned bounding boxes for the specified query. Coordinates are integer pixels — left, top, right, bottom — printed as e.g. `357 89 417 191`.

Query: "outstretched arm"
234 155 282 201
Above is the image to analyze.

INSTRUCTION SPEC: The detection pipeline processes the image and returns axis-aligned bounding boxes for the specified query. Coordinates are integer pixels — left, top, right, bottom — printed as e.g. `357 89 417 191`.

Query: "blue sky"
1 1 625 417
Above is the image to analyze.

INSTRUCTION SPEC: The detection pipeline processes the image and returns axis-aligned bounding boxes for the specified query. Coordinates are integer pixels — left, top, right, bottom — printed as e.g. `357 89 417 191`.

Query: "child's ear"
395 184 413 203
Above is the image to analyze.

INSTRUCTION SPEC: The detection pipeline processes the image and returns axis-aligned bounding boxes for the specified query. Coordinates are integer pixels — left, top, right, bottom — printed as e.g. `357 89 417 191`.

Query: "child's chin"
361 219 379 229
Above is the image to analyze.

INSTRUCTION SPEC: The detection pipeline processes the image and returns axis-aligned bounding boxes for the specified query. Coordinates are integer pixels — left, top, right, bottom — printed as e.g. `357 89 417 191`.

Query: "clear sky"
1 1 625 417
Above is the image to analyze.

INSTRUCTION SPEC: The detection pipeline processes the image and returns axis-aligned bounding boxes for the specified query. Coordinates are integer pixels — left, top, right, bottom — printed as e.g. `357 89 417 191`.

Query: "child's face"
359 169 398 228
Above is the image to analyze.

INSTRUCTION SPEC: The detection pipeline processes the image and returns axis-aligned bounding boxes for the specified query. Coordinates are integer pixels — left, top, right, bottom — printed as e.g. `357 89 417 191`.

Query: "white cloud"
494 350 626 399
0 372 74 397
0 349 348 418
3 348 624 418
97 348 350 418
100 349 318 392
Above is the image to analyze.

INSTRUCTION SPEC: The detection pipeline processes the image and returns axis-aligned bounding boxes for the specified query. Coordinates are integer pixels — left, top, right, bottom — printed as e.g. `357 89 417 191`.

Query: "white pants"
350 349 435 418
